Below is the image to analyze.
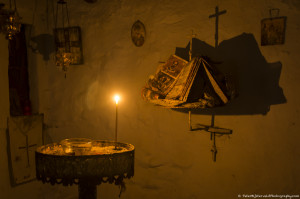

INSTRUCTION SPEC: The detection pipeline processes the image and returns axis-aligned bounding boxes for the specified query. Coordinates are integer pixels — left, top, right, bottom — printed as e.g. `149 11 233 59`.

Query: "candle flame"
114 95 120 104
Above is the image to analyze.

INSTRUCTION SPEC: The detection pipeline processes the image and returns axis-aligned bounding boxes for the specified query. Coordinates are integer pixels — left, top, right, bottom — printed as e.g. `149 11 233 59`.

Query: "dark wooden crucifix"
209 6 227 48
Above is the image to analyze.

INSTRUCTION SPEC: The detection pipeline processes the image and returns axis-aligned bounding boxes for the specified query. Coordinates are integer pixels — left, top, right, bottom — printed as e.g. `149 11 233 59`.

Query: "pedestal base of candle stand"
79 181 97 199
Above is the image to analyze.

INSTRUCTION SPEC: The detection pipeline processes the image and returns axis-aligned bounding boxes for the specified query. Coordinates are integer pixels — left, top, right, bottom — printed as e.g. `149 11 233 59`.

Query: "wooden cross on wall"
209 6 227 48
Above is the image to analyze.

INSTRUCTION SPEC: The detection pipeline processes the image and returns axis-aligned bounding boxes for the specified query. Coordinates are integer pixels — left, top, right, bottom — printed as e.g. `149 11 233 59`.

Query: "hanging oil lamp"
54 0 73 77
3 0 21 40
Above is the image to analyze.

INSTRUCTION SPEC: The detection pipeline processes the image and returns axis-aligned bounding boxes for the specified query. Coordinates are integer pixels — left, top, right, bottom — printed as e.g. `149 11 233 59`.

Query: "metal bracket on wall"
188 110 232 162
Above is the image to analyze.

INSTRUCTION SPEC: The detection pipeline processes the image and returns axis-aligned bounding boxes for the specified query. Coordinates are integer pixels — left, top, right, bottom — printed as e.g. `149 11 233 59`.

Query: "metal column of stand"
211 131 217 162
78 180 97 199
189 110 192 131
210 114 217 162
189 112 221 162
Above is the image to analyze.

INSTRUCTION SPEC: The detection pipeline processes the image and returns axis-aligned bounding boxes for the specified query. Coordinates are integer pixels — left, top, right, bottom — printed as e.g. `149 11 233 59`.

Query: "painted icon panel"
261 17 287 46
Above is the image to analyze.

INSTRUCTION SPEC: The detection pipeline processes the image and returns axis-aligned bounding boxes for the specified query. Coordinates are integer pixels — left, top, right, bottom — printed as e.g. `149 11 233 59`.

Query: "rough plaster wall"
0 0 300 198
0 34 9 198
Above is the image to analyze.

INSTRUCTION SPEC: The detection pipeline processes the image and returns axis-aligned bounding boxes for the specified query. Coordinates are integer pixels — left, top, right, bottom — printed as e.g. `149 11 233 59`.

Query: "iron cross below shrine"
208 6 227 161
209 6 227 48
18 135 37 168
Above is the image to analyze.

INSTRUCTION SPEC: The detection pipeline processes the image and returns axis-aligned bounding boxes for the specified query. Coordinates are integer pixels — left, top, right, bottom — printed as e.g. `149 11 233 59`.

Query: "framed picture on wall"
261 16 287 46
6 114 43 186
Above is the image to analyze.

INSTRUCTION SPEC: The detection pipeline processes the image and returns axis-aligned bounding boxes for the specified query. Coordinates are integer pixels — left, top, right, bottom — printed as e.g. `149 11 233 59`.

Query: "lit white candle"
114 95 120 149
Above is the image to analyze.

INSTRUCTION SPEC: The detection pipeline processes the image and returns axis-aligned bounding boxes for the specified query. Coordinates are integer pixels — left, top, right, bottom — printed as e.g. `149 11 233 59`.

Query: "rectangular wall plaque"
7 114 43 186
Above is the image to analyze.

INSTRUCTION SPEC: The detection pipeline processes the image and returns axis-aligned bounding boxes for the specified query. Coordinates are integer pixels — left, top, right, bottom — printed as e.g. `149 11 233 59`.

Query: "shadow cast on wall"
30 34 55 61
174 33 286 115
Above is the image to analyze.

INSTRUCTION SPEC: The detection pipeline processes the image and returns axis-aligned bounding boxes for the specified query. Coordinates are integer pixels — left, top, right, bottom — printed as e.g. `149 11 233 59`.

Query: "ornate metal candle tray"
35 140 134 199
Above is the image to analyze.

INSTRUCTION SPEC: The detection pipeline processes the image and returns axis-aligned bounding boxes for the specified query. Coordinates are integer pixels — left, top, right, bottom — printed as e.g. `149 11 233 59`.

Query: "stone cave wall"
0 0 300 198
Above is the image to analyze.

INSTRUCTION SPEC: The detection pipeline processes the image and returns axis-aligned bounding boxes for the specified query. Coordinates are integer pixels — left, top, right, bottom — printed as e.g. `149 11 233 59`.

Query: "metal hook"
269 8 280 18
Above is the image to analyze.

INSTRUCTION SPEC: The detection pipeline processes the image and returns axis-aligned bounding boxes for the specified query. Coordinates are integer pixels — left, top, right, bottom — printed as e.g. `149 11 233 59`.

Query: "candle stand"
35 140 134 199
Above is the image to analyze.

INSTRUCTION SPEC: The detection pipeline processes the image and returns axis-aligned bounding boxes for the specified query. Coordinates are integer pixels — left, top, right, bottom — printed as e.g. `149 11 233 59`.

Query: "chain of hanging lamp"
54 0 73 76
